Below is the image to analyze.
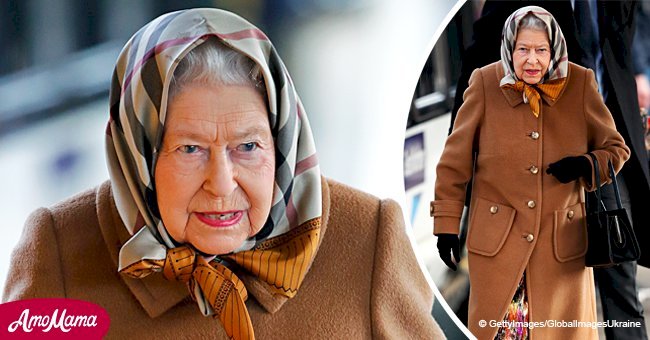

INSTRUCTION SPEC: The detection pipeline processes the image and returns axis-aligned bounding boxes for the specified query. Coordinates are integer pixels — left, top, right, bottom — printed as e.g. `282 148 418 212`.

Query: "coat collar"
96 177 331 318
495 62 571 108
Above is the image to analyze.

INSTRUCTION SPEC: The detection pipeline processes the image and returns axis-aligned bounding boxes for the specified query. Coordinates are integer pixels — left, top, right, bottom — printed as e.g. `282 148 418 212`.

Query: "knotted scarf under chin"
119 219 321 340
501 78 567 117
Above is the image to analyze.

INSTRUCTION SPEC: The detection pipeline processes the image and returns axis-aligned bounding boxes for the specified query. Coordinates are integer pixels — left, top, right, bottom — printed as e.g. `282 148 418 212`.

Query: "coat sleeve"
433 68 485 235
580 68 631 191
370 199 446 339
2 208 66 301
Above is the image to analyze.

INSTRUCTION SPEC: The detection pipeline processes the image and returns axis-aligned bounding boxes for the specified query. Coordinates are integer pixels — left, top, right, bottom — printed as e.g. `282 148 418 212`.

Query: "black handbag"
584 153 641 268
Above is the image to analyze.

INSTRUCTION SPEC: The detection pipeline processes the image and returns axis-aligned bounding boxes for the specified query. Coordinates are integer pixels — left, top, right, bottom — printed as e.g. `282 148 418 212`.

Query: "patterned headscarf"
105 8 321 339
499 6 569 117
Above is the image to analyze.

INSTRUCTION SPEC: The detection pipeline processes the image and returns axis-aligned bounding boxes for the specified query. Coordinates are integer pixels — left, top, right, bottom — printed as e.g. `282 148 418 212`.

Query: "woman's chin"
190 240 242 256
186 230 249 255
522 75 542 85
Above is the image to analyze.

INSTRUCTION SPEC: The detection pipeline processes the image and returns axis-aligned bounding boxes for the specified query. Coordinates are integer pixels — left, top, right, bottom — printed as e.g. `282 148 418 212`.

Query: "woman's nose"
202 152 237 197
527 51 538 64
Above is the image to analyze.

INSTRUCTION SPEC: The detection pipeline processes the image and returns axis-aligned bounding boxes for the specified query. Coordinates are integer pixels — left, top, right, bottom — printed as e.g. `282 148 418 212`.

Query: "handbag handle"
608 161 624 209
587 153 603 213
586 152 624 210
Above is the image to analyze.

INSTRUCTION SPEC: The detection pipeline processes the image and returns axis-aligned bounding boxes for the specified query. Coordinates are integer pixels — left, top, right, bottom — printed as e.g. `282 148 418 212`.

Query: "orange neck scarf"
120 219 321 340
501 78 566 117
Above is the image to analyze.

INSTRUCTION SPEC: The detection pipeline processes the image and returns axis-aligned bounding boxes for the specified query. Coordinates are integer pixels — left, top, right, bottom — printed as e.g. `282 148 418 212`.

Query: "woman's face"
513 28 551 84
155 83 275 255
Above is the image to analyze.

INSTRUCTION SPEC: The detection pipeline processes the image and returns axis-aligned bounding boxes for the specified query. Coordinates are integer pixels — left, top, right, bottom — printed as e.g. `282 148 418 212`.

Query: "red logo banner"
0 298 110 339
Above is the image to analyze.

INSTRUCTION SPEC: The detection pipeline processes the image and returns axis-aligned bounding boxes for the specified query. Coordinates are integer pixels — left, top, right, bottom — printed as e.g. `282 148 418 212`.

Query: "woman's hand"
546 155 592 183
437 234 460 271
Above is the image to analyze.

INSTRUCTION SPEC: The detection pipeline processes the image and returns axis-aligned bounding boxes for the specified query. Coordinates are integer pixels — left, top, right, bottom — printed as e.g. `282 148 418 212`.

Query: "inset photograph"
406 1 650 339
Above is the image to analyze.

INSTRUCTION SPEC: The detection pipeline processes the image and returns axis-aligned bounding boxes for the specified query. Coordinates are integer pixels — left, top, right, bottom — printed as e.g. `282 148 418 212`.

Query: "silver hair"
518 13 548 33
169 37 265 100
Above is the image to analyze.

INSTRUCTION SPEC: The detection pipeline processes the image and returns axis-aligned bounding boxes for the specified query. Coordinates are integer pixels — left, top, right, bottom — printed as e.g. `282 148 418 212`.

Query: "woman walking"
432 6 629 339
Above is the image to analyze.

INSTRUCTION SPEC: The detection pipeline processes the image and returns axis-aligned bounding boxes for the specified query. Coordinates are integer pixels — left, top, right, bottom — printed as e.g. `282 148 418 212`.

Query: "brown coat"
3 178 445 339
433 62 629 339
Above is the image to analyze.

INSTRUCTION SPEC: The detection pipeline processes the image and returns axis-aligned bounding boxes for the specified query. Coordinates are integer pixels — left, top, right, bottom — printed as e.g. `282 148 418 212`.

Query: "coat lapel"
96 181 189 318
496 64 525 107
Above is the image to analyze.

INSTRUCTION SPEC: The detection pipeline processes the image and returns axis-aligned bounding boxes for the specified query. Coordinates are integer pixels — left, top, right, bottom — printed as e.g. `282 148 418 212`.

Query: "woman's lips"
525 70 540 75
195 211 243 227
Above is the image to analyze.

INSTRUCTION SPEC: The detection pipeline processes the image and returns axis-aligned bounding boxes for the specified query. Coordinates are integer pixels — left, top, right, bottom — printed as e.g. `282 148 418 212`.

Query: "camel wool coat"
4 178 445 339
433 62 629 339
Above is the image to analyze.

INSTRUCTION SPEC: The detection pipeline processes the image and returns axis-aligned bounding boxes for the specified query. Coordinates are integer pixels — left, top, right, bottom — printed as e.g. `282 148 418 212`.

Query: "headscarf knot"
162 246 197 283
119 219 321 340
501 78 567 117
122 244 253 339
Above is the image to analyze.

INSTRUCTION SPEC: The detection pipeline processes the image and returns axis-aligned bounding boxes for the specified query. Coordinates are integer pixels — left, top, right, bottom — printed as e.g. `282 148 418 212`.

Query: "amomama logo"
0 298 110 339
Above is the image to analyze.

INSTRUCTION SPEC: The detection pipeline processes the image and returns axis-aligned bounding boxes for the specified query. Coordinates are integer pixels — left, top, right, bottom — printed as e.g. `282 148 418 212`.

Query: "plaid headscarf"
499 6 569 117
105 8 321 339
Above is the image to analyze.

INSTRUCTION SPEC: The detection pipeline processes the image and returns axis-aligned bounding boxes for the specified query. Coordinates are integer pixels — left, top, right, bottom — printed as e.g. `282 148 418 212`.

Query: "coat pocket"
466 197 516 256
553 202 588 262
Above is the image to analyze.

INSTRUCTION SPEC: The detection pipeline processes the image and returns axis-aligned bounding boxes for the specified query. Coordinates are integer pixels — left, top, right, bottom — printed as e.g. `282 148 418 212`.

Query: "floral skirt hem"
494 272 529 340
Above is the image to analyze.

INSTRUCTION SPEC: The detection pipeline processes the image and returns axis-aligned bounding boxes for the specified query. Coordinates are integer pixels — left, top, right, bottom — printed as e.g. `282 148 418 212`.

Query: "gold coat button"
531 131 540 140
527 200 536 208
567 210 575 219
490 206 498 214
526 234 534 242
529 165 539 174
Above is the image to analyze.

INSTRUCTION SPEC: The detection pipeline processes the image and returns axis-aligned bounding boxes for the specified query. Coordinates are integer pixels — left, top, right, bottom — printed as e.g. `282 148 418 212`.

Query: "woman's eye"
179 145 200 154
236 142 258 152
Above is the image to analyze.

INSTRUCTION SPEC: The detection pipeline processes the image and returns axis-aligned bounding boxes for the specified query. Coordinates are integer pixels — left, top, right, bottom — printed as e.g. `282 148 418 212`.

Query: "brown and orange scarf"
120 218 321 339
501 78 567 117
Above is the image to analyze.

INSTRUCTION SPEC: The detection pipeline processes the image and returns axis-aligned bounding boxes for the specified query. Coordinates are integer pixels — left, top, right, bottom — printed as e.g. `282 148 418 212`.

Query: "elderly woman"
3 8 444 339
432 6 629 340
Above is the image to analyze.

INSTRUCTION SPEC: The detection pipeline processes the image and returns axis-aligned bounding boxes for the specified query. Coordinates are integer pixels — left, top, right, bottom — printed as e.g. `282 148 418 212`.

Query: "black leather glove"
437 233 460 271
546 155 592 183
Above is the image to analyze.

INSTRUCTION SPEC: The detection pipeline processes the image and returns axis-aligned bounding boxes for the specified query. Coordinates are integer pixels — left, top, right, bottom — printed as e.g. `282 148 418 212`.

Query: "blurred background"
0 0 473 339
405 1 650 339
